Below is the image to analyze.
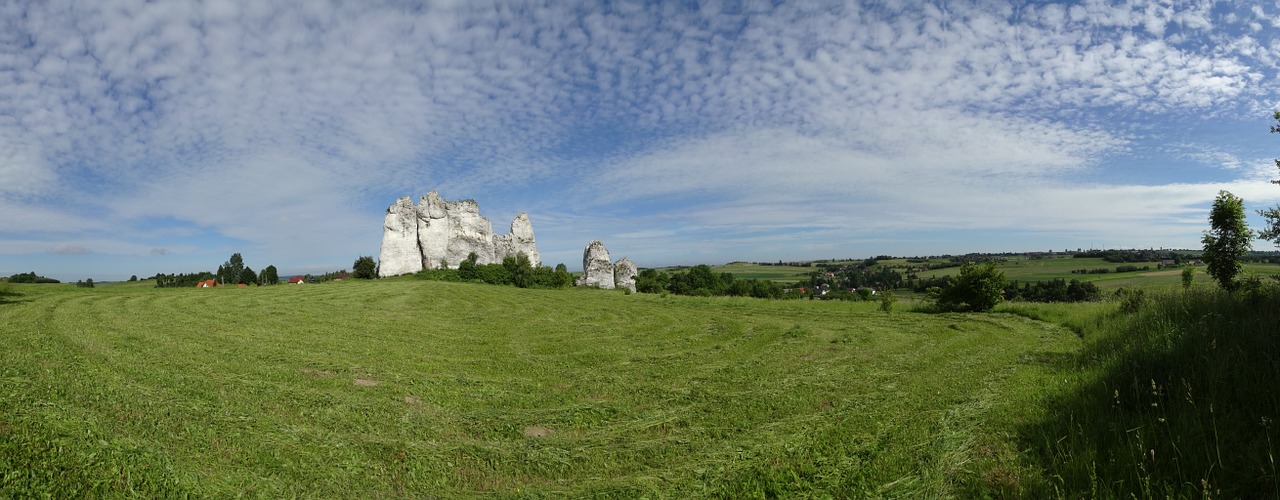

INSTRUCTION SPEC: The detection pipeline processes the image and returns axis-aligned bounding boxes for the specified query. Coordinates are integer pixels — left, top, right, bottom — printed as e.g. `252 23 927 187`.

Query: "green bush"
935 262 1006 312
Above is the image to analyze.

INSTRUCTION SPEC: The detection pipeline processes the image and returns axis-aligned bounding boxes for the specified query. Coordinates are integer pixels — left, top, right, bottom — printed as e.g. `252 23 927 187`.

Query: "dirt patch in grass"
354 378 379 387
523 426 553 438
404 395 421 404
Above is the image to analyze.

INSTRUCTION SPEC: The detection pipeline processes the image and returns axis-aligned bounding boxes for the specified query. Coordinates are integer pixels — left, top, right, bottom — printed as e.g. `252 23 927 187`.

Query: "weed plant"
1026 286 1280 497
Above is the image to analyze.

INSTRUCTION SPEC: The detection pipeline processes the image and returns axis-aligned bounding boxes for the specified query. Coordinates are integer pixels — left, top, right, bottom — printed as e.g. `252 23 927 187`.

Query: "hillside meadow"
0 279 1082 497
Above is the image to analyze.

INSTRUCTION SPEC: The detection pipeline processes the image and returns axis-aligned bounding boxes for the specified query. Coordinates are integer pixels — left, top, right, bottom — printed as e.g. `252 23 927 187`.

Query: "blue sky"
3 0 1280 281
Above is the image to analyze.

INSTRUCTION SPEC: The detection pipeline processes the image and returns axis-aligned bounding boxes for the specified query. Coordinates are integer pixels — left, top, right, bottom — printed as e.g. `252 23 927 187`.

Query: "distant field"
880 256 1280 292
0 280 1080 497
656 262 814 283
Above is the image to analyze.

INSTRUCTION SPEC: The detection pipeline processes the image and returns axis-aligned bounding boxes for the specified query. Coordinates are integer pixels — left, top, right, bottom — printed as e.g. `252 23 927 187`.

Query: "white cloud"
0 0 1279 272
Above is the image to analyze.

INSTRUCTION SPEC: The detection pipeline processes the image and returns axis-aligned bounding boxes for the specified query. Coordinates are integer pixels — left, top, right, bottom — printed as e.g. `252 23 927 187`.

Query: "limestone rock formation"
494 213 540 269
378 196 423 277
576 240 615 289
613 257 638 292
378 191 540 277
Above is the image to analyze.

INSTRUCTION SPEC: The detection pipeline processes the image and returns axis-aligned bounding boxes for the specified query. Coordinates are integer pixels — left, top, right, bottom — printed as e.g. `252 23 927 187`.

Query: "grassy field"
666 257 1280 295
0 279 1082 497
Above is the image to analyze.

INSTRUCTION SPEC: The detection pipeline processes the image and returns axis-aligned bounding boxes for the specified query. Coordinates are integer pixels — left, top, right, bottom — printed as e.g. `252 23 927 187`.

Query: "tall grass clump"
1026 286 1280 497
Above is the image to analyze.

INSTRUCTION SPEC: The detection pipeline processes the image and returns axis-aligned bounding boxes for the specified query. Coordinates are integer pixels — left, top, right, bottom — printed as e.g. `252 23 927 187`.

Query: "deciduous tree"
353 256 377 279
1202 190 1252 291
936 262 1006 312
1258 111 1280 246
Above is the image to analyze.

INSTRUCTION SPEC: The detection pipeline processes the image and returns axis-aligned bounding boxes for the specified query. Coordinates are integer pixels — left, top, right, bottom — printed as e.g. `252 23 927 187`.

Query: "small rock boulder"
576 240 615 289
613 257 637 292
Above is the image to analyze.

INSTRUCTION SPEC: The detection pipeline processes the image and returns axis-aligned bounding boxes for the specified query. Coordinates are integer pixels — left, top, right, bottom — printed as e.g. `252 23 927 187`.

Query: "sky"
3 0 1280 281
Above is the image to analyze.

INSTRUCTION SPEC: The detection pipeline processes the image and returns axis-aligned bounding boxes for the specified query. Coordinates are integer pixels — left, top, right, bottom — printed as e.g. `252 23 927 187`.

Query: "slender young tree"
1202 190 1252 291
1258 111 1280 246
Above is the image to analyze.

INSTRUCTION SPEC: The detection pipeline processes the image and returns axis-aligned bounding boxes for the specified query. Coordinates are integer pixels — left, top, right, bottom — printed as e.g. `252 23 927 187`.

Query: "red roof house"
196 279 218 288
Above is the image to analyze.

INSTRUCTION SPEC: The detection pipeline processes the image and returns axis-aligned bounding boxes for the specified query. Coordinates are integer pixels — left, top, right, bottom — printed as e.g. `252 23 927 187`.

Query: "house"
288 276 306 284
196 279 218 288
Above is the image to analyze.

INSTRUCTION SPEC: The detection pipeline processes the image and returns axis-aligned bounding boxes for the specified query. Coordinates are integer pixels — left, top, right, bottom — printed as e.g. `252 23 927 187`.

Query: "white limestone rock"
444 199 497 267
416 191 451 269
494 213 541 267
379 191 540 273
613 257 637 292
576 240 615 289
378 196 424 277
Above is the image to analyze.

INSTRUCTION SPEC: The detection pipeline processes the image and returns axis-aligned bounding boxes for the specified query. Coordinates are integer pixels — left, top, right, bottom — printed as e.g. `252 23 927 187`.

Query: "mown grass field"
0 279 1081 497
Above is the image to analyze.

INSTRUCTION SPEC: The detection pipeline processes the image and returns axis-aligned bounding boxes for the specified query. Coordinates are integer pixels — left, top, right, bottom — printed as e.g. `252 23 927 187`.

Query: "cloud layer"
2 0 1279 279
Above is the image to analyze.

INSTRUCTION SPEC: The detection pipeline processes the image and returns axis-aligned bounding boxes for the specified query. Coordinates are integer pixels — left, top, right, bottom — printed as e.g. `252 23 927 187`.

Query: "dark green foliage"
1202 190 1252 291
635 269 670 294
220 253 245 285
128 275 138 282
637 266 782 299
258 265 279 285
457 252 479 281
239 267 256 286
473 263 512 285
1004 279 1100 303
554 263 567 273
935 262 1006 312
1258 111 1280 246
504 253 533 288
1027 287 1280 497
153 272 214 288
75 278 94 288
1181 266 1194 289
352 256 377 279
415 257 572 289
7 272 59 284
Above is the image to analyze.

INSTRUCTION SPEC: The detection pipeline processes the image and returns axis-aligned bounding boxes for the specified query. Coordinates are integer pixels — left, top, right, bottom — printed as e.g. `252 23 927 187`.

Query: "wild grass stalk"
1026 286 1280 497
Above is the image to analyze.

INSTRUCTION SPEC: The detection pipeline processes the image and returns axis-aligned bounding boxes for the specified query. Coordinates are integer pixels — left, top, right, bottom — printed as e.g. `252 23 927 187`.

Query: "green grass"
0 280 1081 497
1020 287 1280 498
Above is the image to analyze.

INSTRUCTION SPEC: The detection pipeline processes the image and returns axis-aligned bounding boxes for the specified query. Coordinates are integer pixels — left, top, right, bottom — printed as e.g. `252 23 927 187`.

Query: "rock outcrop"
379 196 424 277
575 241 639 292
378 191 540 277
576 240 615 289
613 257 638 292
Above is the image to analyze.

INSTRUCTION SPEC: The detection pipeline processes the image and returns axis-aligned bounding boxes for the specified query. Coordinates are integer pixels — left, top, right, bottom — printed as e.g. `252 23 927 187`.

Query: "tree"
1258 111 1280 246
1181 266 1195 290
1202 190 1252 291
258 265 279 285
128 275 138 282
936 262 1006 312
458 252 479 281
239 267 257 286
221 253 245 285
353 256 377 279
509 253 533 288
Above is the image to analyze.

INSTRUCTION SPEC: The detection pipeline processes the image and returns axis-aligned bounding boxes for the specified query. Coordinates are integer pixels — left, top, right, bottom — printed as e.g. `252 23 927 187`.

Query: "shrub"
878 289 895 313
935 262 1006 312
352 256 377 279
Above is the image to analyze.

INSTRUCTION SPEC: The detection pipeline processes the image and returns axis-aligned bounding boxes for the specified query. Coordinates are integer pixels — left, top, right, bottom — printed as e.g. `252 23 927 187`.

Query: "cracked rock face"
378 191 540 277
378 196 424 277
495 213 540 269
576 240 615 289
613 257 637 292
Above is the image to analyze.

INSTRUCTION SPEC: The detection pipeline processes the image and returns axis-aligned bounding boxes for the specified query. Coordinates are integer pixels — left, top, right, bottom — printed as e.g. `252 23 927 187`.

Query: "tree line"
415 252 575 289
